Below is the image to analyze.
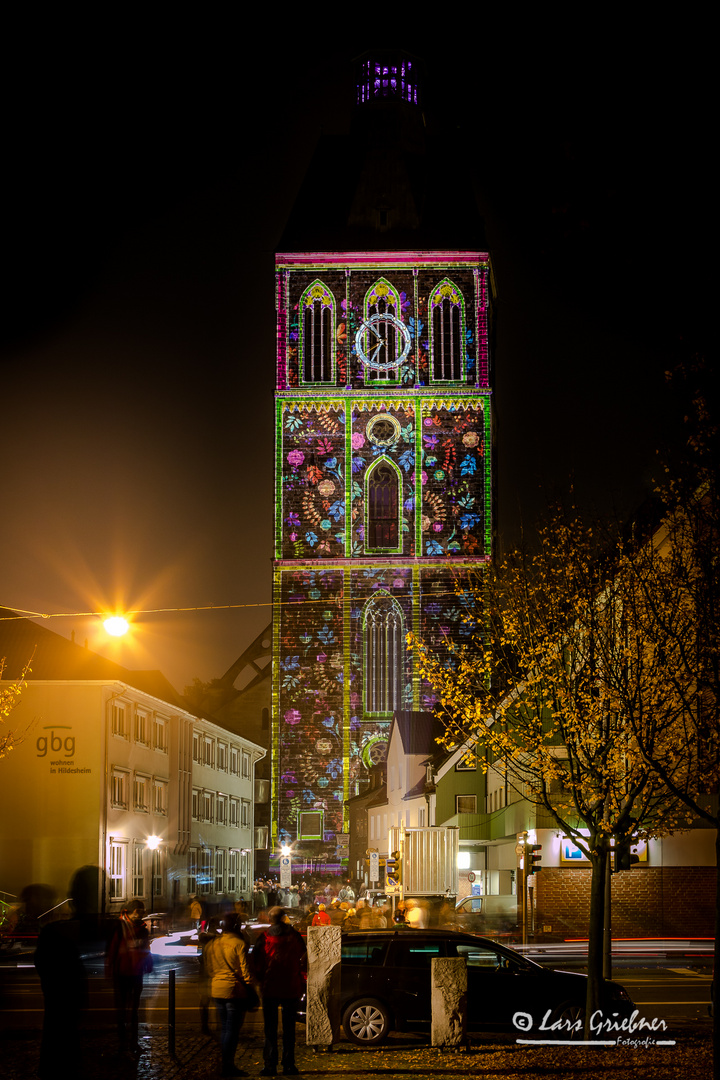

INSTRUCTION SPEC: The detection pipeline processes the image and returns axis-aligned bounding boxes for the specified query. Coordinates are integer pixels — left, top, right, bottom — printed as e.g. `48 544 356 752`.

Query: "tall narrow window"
364 593 404 713
132 844 145 898
109 841 127 900
301 281 334 383
366 458 400 551
430 280 465 381
364 279 402 382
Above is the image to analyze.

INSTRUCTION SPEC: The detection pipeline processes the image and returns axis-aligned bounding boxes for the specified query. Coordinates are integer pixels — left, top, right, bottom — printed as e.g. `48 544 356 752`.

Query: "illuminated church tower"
271 52 495 864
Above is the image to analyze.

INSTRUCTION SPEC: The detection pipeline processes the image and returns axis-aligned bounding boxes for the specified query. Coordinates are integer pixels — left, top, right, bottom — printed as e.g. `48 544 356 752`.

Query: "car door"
384 935 446 1026
340 936 393 1012
447 939 530 1029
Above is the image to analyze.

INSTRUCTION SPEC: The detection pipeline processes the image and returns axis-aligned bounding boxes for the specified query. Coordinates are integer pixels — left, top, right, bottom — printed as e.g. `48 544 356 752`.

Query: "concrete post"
431 957 467 1048
306 925 342 1047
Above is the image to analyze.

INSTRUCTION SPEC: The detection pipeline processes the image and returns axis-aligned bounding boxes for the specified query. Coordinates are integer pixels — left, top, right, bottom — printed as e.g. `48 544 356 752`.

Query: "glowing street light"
104 615 129 637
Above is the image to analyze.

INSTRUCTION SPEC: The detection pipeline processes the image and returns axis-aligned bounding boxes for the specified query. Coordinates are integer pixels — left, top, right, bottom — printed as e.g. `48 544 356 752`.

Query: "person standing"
204 913 257 1077
253 907 307 1077
311 903 330 926
106 899 153 1054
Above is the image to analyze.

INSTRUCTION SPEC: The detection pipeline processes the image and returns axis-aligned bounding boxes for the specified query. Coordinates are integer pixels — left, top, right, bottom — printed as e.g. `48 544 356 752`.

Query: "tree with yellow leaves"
0 659 31 760
610 368 720 1074
411 502 700 1032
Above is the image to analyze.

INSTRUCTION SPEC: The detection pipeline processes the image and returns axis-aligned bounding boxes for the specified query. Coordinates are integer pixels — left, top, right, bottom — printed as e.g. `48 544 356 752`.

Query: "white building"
0 610 265 916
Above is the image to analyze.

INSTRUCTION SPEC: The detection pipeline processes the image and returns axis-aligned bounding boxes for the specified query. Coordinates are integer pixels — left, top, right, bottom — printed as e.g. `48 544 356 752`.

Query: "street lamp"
104 615 130 636
146 835 161 931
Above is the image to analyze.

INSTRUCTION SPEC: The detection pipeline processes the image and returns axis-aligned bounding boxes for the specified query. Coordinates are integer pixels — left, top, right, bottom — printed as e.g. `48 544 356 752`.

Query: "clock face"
355 313 411 371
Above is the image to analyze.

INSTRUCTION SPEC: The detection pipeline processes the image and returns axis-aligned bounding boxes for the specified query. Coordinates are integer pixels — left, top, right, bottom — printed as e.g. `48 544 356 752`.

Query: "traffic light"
613 837 640 872
386 849 402 886
527 844 542 874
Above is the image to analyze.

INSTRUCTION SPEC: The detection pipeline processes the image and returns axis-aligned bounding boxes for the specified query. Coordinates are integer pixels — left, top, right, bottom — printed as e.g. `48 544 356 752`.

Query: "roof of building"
0 607 189 710
390 711 446 760
277 52 486 253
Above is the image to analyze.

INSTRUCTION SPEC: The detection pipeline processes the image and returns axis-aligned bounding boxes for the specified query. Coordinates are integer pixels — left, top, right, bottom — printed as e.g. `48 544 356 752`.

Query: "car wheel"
551 1001 586 1038
342 998 392 1046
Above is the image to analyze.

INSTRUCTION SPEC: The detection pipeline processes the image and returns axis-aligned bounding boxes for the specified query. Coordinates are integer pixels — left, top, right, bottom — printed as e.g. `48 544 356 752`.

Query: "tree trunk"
585 842 608 1039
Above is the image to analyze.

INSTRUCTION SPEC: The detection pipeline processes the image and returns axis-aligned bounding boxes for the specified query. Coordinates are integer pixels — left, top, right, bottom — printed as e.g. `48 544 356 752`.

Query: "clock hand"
367 337 386 363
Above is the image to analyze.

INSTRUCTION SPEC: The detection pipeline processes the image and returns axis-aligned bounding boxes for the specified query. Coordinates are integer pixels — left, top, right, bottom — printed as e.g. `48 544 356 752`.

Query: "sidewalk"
2 1021 712 1080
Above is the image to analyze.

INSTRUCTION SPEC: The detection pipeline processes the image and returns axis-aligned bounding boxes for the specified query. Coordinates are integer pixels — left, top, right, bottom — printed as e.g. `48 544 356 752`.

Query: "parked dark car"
321 929 633 1045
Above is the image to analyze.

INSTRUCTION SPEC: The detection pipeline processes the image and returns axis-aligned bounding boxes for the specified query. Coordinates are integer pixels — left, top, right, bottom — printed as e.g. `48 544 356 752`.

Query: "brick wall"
534 866 715 939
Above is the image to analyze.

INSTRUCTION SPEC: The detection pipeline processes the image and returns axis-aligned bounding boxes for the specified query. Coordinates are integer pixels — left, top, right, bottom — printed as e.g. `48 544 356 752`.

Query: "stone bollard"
431 957 467 1048
306 924 342 1048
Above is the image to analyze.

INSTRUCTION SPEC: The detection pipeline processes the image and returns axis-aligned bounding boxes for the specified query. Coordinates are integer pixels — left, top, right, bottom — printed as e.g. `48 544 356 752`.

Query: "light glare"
104 616 129 637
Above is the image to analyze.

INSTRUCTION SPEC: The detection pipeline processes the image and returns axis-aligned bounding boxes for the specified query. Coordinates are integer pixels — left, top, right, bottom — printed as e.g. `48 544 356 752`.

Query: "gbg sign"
37 727 76 757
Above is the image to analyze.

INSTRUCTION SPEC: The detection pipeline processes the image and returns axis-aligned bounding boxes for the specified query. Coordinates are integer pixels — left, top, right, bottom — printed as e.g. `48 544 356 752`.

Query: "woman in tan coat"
204 913 258 1077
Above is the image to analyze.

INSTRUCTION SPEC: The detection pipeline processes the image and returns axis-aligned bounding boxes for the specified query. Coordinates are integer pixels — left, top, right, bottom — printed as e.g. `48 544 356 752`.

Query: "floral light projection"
272 253 494 853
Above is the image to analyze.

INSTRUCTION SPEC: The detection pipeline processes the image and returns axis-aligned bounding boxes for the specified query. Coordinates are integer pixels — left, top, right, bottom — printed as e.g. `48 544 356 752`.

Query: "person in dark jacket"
106 899 153 1053
253 907 307 1076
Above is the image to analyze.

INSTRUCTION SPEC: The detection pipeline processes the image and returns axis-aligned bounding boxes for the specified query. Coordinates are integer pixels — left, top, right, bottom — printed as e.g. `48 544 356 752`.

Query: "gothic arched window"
364 593 404 714
430 279 465 382
300 280 335 383
366 457 401 552
364 279 402 382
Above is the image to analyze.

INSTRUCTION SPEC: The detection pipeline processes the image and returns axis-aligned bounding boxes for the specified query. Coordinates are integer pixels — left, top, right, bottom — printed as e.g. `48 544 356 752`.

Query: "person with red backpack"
253 907 307 1076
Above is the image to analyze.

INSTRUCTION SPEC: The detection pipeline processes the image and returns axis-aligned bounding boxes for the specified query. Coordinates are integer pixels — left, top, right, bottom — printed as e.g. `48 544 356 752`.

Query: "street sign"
279 856 291 888
369 851 379 883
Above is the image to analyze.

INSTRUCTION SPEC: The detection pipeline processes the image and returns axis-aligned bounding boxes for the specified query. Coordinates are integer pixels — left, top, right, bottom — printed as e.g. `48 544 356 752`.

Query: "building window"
134 774 150 812
111 769 129 809
241 750 251 780
228 850 237 893
152 849 163 901
365 458 401 552
154 716 167 753
241 800 250 829
153 779 168 816
217 743 227 772
192 788 201 820
298 810 323 840
202 791 214 823
363 592 404 714
230 798 239 827
187 848 197 894
203 737 214 768
456 747 477 771
230 746 240 775
215 849 225 894
301 280 334 383
200 848 212 895
135 711 149 745
240 851 249 894
132 844 145 898
418 807 426 826
430 279 465 381
363 279 403 382
192 732 201 763
109 841 127 900
111 703 127 738
216 794 227 826
456 795 477 814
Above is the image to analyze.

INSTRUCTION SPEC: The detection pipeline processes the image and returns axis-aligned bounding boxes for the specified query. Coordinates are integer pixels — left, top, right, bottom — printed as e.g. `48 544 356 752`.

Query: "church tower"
271 52 495 869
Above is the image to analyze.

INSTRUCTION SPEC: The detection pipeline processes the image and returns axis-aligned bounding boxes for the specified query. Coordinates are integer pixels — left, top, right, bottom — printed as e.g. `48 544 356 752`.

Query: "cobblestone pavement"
2 1020 713 1080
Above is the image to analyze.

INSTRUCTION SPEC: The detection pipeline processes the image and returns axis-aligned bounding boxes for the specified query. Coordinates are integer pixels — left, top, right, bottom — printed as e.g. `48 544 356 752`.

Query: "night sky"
1 24 712 693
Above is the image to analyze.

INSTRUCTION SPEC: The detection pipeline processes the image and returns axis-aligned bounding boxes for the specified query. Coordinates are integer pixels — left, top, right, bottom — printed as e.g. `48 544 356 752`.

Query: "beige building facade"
0 613 265 916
